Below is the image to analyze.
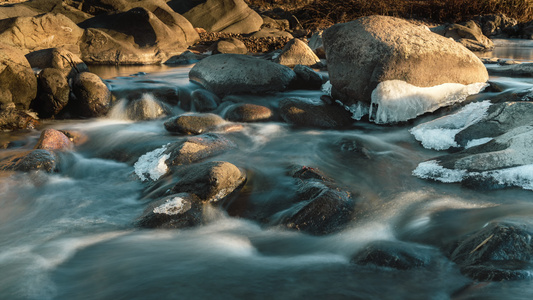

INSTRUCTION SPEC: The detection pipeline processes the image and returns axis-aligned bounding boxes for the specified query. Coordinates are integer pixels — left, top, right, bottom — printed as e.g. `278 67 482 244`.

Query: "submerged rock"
450 221 533 281
279 97 353 128
352 240 433 270
224 104 273 122
323 15 488 122
486 63 533 77
189 54 296 97
164 113 226 135
164 133 237 166
191 89 220 112
126 97 170 121
137 193 203 229
0 150 57 172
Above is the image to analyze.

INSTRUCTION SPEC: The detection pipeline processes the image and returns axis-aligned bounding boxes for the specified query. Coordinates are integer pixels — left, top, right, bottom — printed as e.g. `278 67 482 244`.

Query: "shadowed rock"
33 68 70 118
0 43 37 111
279 97 353 128
71 72 112 118
0 149 57 172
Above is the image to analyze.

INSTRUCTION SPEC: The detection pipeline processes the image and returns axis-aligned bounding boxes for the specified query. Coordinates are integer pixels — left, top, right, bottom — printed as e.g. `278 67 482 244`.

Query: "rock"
71 72 112 118
79 6 199 64
164 133 236 166
0 13 84 53
0 149 57 172
126 96 169 121
170 161 247 203
0 43 37 110
291 64 323 90
189 54 296 97
25 47 88 79
164 113 226 135
352 240 432 270
273 166 355 235
211 37 247 54
224 103 272 122
165 50 208 65
191 89 220 112
250 28 293 38
323 16 488 107
60 130 89 146
0 109 39 131
20 0 93 24
275 38 320 67
181 0 263 34
261 16 290 31
308 30 325 58
32 68 70 118
487 63 533 77
279 97 353 128
34 129 73 151
475 14 518 37
450 221 533 281
137 193 203 229
0 3 38 20
443 21 494 52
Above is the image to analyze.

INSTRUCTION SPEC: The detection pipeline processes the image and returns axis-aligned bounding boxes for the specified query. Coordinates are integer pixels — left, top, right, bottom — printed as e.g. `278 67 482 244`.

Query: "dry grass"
254 0 533 30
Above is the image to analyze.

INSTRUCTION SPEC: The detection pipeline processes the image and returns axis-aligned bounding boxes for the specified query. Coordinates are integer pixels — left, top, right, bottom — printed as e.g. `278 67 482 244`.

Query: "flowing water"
1 41 533 300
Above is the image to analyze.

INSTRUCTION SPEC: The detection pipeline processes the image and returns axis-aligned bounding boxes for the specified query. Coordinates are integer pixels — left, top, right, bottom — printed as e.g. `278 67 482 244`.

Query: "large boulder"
0 43 37 110
0 13 84 53
189 54 296 97
71 72 111 118
180 0 263 34
79 6 198 64
323 16 488 108
275 38 320 67
25 47 88 79
33 68 70 118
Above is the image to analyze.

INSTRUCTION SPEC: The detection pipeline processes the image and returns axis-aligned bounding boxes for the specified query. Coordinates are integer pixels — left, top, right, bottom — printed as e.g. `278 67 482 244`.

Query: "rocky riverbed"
2 0 533 299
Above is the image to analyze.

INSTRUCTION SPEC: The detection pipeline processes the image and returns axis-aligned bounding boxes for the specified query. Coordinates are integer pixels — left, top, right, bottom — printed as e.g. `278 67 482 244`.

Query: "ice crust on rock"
465 138 494 149
413 161 533 191
153 197 191 215
321 80 332 96
410 100 492 150
134 144 170 181
370 80 488 124
336 101 370 121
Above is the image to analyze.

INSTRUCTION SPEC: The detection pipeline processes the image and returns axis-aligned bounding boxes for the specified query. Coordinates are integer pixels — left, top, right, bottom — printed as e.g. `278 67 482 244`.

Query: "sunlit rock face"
323 15 489 123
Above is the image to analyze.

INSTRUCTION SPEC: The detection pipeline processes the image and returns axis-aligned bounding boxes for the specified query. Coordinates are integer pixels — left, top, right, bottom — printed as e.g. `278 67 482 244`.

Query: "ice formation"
369 80 488 124
465 138 494 149
153 197 191 215
336 101 370 121
413 161 533 191
410 100 492 150
321 80 332 96
134 144 170 181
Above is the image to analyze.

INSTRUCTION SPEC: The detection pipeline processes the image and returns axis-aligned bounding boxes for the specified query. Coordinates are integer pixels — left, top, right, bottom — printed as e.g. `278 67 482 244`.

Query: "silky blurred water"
1 42 533 300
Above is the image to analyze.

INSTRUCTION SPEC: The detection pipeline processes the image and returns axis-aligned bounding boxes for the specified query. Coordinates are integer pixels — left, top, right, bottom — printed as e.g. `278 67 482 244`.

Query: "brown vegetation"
247 0 533 30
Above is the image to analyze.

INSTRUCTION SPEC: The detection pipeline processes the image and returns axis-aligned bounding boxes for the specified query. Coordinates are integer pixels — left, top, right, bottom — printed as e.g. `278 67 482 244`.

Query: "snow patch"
410 100 492 150
134 144 170 181
466 138 493 149
370 80 488 124
479 165 533 191
336 100 370 120
413 160 467 183
153 197 191 215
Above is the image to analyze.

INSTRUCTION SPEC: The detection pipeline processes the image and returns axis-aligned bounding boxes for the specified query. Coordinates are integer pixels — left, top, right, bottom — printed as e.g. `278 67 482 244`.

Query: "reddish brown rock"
34 129 73 151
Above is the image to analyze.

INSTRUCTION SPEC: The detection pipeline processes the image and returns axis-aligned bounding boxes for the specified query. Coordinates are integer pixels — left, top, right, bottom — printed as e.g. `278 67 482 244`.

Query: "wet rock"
0 13 83 53
487 63 533 77
165 50 208 65
274 38 320 67
79 6 198 64
127 97 170 121
323 16 488 107
71 72 112 118
191 89 220 112
33 68 70 119
279 97 354 128
164 133 237 166
0 43 37 110
189 54 296 97
291 64 323 90
34 129 73 151
137 193 203 229
450 221 533 281
0 109 39 131
441 21 494 52
273 166 355 235
308 30 325 58
0 150 57 172
180 0 263 34
211 37 247 54
170 161 247 203
164 113 226 135
25 47 88 79
224 104 273 122
352 240 432 270
60 130 89 146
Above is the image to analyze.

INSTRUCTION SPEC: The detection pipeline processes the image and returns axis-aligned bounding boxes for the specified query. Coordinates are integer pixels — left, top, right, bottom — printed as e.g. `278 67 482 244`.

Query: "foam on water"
410 100 492 150
370 80 488 124
413 160 533 191
134 144 170 181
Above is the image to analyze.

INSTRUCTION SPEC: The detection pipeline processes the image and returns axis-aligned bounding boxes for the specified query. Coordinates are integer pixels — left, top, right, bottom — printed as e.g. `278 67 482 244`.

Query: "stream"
1 40 533 300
